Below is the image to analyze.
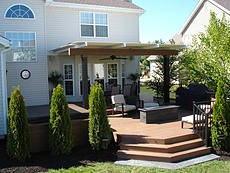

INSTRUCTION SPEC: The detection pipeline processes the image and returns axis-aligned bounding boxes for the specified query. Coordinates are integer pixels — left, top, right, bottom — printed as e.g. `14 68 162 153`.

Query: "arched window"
5 4 35 19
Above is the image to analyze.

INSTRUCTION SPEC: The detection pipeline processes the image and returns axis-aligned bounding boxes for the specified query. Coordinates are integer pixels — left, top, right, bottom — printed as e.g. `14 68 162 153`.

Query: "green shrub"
49 84 73 155
211 77 230 151
89 82 111 150
7 86 31 161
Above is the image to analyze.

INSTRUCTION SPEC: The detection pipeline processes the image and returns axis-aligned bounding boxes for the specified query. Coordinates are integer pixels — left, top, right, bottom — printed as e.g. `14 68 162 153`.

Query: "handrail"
193 100 214 147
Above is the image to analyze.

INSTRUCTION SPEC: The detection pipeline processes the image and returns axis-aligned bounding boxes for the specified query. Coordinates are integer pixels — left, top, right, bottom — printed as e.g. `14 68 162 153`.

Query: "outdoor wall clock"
20 69 31 80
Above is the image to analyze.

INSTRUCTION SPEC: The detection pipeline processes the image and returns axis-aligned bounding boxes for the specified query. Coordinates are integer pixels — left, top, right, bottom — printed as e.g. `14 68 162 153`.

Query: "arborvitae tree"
211 77 230 151
7 86 31 161
89 82 111 150
49 84 73 155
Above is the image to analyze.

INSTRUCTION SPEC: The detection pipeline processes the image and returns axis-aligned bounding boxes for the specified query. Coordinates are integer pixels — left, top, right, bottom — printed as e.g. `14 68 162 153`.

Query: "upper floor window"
5 4 35 19
80 12 108 37
5 32 36 62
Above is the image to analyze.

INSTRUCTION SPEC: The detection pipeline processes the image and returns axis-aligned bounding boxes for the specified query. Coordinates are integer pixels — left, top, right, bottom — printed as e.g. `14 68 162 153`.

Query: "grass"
46 160 230 173
140 86 176 100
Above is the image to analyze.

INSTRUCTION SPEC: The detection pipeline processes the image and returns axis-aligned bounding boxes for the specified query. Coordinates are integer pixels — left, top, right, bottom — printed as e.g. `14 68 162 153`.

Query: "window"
94 63 105 90
5 4 35 19
5 32 36 62
64 64 74 96
80 12 108 37
107 63 118 86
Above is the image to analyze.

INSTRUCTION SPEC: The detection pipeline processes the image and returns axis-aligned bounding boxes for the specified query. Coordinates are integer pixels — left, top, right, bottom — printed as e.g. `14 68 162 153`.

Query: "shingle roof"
53 0 143 10
213 0 230 12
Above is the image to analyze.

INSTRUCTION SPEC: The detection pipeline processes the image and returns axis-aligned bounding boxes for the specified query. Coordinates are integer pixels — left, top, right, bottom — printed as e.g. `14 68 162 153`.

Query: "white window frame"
94 63 105 89
78 63 91 96
63 64 75 96
80 11 109 38
5 31 37 62
4 4 36 19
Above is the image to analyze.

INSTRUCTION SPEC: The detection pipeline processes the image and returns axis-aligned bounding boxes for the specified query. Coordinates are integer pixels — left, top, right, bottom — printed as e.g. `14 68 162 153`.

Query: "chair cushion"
182 114 205 124
144 102 159 108
111 94 126 104
115 105 136 112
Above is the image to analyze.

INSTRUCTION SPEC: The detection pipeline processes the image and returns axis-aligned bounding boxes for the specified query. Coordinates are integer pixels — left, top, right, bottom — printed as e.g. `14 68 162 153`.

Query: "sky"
132 0 200 43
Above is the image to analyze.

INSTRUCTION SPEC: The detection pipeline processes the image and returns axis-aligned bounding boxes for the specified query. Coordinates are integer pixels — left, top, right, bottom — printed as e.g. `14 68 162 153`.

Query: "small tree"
211 77 230 151
7 86 31 161
49 84 73 155
89 82 111 150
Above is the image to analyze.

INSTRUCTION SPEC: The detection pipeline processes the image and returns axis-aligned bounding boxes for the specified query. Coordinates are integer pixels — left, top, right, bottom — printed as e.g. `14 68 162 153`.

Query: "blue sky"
132 0 200 43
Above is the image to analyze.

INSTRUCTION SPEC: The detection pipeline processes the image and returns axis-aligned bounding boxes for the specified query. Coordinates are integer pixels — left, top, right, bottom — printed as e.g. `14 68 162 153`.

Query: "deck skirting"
29 119 89 153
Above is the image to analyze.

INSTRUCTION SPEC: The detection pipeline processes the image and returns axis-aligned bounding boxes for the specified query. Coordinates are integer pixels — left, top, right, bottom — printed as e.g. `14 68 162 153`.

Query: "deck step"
117 146 211 163
119 138 204 153
117 133 198 144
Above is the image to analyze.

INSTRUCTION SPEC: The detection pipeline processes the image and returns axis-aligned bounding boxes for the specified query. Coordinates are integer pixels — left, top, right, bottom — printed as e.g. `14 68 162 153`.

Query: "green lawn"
140 86 176 100
46 160 230 173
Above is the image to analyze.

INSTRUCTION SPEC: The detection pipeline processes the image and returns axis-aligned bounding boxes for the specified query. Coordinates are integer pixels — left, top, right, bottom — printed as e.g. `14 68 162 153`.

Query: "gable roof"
179 0 230 35
213 0 230 11
53 0 143 10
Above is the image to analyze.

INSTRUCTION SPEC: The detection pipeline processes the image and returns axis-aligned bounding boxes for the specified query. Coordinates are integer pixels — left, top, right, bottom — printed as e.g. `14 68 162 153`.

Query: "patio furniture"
139 92 159 108
111 85 121 96
111 94 136 117
139 105 179 124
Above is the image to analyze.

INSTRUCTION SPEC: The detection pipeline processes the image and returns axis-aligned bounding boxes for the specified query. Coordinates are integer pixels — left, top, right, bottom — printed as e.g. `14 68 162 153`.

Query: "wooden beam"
163 55 170 104
68 48 179 56
81 55 89 109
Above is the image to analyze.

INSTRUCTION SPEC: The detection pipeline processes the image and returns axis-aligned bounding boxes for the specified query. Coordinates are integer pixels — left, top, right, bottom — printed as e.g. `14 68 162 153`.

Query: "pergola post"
81 55 89 109
163 55 170 104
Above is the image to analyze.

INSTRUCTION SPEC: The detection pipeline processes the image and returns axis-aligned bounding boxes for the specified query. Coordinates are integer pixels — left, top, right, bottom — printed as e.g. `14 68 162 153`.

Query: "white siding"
181 1 230 45
46 6 140 50
0 0 49 106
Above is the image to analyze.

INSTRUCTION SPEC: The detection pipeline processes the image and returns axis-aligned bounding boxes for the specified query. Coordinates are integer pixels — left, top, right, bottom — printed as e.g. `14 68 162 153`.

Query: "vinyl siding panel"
46 6 140 50
0 0 49 106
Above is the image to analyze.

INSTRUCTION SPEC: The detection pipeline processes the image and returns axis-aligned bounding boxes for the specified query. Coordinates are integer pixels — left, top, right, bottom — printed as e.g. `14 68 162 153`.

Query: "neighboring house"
0 0 144 136
0 36 11 136
178 0 230 45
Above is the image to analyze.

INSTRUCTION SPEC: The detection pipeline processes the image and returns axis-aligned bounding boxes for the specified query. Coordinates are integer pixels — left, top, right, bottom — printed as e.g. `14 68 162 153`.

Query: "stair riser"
164 134 198 144
120 141 204 153
117 148 211 163
117 133 198 145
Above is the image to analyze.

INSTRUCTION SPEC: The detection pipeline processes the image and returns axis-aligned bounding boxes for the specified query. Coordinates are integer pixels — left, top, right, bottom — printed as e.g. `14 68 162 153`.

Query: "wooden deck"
108 112 211 163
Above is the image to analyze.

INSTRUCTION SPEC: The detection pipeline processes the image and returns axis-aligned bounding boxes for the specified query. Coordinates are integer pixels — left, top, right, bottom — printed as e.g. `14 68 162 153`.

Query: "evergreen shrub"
211 77 230 151
88 82 111 150
7 86 31 161
49 84 73 155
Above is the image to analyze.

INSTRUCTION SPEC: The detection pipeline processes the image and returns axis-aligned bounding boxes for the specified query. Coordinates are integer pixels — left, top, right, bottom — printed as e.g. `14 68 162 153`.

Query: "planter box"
29 119 89 153
139 105 179 124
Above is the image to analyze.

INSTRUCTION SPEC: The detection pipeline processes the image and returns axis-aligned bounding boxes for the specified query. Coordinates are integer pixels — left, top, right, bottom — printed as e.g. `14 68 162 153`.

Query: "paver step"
117 133 198 144
119 138 204 153
117 146 211 163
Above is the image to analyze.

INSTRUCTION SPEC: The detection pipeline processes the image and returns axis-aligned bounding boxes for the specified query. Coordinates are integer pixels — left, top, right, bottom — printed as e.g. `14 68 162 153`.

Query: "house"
0 36 11 136
0 0 185 137
178 0 230 45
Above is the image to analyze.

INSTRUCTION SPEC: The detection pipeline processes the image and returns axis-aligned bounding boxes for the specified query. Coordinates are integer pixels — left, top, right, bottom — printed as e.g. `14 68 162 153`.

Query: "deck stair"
116 133 211 163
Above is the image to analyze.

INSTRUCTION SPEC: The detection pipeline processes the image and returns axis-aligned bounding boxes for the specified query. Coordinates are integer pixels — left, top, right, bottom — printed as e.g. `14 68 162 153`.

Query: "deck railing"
193 100 214 147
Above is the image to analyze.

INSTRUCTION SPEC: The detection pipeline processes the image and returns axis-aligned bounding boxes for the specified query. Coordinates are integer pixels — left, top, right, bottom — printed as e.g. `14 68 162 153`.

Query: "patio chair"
111 94 136 117
139 92 159 108
111 85 121 96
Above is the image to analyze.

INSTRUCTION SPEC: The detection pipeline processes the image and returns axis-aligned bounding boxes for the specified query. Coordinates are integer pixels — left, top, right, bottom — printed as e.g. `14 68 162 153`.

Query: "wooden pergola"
51 42 186 108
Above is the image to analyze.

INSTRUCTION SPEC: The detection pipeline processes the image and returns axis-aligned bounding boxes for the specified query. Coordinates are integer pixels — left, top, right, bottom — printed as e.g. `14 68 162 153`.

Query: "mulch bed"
0 139 230 173
0 139 119 173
